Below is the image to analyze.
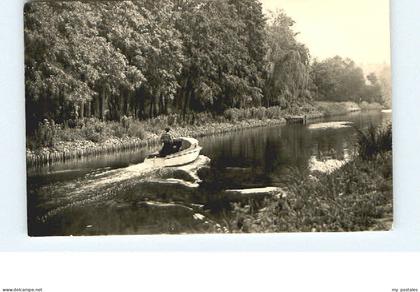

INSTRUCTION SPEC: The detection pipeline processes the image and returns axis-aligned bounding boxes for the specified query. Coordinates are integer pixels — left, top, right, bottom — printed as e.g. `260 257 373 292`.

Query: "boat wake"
36 155 211 222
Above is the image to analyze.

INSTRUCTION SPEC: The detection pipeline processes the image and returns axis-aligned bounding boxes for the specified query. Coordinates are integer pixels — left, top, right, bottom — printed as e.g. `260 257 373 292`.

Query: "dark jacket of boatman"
160 130 173 156
160 132 173 144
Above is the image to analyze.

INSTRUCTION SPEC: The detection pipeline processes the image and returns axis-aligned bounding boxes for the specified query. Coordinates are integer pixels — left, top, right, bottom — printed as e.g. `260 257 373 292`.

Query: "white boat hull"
144 137 202 168
145 147 202 168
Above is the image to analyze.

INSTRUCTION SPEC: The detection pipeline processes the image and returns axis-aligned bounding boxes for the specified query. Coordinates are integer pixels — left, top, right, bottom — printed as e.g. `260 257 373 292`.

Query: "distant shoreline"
26 101 384 167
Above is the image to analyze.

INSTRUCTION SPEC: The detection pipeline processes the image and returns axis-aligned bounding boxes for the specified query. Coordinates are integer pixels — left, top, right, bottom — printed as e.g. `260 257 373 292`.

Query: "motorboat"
144 137 202 168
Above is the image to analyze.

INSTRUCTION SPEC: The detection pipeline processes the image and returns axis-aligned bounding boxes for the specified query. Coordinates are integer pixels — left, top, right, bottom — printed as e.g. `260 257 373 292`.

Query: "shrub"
167 114 177 126
144 116 168 134
27 119 61 149
194 112 212 125
224 108 239 122
223 106 289 122
357 124 392 160
67 119 78 129
120 115 132 130
241 108 252 120
127 122 146 139
82 127 101 143
81 118 111 143
254 107 266 120
315 101 361 116
266 106 282 119
56 127 83 142
109 122 127 138
359 101 383 111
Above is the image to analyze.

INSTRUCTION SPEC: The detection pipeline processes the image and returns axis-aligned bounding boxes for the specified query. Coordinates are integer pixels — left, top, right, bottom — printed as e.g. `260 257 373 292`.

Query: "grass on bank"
28 112 212 149
316 101 361 116
315 101 383 117
27 101 384 153
27 105 323 150
356 124 392 160
228 125 393 232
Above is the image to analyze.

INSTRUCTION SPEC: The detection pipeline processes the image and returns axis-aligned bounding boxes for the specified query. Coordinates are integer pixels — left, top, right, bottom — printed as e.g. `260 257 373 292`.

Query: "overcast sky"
260 0 391 65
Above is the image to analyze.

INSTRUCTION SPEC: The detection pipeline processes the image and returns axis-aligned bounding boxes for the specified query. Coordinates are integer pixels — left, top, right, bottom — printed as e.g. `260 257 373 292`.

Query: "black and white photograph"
25 0 393 236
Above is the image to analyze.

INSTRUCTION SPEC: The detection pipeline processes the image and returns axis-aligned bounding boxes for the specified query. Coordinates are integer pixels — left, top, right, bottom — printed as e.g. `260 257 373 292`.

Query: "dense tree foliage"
264 11 312 108
310 56 387 104
25 0 271 133
175 0 263 115
377 65 392 108
25 1 390 136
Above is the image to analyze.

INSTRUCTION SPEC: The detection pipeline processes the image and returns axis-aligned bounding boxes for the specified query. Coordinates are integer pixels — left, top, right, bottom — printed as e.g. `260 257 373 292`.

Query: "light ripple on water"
308 121 353 130
308 154 351 174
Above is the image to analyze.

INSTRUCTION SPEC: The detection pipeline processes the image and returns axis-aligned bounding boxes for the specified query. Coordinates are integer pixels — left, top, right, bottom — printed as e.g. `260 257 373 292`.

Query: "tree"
25 2 98 131
311 56 366 102
175 0 264 116
378 65 392 107
136 0 184 118
24 1 144 128
364 72 383 104
264 11 312 108
228 0 268 92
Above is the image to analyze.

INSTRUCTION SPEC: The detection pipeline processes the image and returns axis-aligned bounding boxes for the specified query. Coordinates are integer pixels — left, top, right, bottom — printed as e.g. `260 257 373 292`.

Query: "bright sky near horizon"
260 0 391 65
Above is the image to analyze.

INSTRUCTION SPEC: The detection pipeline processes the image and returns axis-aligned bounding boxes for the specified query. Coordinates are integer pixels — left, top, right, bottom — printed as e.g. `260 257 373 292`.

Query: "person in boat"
159 127 183 156
160 127 173 156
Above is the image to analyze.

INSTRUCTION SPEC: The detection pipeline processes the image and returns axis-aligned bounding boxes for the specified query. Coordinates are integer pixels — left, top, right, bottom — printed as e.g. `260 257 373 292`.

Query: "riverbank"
229 152 393 233
27 118 287 166
316 101 382 116
228 124 392 232
26 101 383 166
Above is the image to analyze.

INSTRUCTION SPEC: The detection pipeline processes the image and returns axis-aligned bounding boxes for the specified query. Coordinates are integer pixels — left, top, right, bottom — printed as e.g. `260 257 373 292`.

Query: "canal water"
27 111 391 236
